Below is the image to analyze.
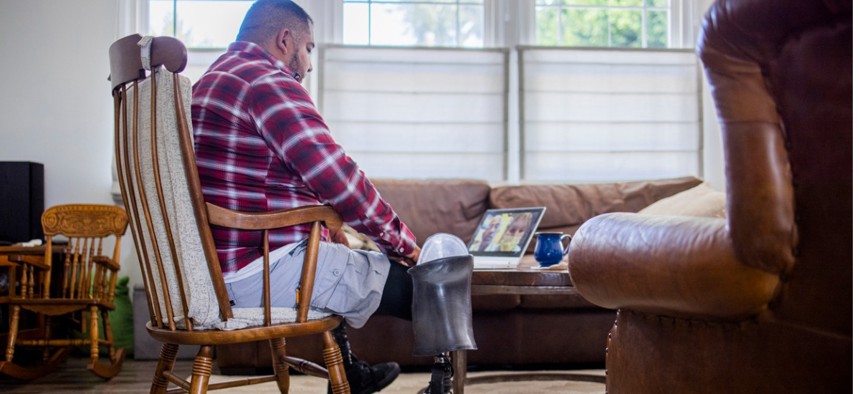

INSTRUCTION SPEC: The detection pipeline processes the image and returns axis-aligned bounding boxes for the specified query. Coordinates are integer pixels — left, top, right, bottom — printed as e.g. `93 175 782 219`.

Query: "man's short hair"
236 0 313 44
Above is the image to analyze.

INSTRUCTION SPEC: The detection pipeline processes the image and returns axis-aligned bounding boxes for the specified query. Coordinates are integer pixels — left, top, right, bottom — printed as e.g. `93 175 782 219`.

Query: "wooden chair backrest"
40 204 128 303
109 34 232 331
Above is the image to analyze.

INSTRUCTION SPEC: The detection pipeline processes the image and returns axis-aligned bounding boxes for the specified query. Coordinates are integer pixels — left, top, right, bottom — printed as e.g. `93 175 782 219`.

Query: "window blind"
520 47 701 182
319 46 508 180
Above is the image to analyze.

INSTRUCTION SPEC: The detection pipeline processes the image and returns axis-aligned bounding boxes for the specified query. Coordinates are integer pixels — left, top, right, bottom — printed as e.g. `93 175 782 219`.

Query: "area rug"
207 370 606 393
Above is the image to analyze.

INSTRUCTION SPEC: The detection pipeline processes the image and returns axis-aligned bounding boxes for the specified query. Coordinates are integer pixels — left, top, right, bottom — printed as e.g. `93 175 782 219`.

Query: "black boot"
328 321 400 394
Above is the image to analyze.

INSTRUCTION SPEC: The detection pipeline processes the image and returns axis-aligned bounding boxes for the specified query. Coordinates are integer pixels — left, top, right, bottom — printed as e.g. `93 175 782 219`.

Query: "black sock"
374 262 413 320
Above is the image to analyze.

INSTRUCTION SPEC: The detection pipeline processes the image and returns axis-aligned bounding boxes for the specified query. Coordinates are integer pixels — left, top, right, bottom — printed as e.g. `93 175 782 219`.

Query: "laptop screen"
467 207 546 258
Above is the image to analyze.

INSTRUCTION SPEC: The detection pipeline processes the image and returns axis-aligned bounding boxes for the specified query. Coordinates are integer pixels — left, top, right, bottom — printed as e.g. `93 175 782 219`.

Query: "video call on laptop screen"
467 207 546 257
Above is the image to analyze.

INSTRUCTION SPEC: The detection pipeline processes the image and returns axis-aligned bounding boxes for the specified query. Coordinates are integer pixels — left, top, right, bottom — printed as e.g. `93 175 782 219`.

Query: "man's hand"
330 228 350 248
402 246 421 267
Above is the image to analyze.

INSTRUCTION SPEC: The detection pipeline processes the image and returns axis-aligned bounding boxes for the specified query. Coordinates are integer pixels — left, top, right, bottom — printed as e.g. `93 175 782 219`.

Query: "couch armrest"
569 213 779 321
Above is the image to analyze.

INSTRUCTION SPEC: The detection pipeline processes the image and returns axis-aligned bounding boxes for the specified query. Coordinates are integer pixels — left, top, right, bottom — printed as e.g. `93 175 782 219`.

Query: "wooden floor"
0 356 196 393
0 355 606 393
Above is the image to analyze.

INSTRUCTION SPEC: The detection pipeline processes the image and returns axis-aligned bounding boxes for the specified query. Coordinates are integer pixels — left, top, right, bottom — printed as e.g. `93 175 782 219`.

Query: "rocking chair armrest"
92 256 120 272
7 254 50 271
206 203 343 232
207 202 342 324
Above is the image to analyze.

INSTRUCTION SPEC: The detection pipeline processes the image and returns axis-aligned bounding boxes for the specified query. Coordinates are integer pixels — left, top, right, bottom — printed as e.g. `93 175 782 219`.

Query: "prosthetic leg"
408 255 477 394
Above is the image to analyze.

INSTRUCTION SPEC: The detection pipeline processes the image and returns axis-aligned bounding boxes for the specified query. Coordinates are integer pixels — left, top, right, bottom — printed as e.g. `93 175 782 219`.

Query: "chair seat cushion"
197 307 332 331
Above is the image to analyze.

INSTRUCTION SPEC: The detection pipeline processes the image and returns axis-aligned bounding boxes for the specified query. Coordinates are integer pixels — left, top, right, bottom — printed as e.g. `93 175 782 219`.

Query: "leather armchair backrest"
698 0 851 336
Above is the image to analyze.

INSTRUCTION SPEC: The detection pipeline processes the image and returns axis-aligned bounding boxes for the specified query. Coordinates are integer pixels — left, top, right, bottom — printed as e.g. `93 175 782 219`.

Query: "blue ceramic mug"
534 232 572 267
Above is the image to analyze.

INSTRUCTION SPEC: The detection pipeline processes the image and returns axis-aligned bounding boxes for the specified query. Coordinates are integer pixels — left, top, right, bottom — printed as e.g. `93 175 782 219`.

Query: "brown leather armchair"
567 0 852 392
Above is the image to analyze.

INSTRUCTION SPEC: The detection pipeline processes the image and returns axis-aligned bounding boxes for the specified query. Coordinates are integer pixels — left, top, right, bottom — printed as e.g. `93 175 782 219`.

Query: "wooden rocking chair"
0 204 128 380
109 34 349 393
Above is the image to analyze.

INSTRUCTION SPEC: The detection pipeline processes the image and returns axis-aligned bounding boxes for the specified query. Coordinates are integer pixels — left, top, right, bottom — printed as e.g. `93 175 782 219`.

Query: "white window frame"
125 0 696 97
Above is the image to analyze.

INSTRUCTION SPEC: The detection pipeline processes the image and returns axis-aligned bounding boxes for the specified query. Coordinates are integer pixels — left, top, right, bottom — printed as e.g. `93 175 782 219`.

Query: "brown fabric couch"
216 176 702 373
568 0 852 392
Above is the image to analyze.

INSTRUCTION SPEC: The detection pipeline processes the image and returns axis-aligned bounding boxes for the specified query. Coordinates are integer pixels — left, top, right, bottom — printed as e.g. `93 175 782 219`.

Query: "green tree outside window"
536 0 668 48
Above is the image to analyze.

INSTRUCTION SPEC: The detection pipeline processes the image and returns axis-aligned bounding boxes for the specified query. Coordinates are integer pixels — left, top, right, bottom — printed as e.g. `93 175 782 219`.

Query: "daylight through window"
149 0 253 49
535 0 670 48
342 0 484 47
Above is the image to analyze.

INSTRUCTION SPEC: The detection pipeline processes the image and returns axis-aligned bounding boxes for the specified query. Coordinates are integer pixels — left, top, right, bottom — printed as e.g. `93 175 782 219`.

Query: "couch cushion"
371 179 491 245
489 176 703 239
638 182 727 218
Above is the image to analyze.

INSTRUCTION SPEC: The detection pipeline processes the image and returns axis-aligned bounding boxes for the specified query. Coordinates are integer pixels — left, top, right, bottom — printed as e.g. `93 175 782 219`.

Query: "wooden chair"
0 204 128 380
109 33 349 393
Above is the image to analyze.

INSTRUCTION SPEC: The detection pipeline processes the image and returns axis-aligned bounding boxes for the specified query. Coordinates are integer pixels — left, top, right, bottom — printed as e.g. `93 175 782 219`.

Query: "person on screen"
472 215 502 252
498 212 533 252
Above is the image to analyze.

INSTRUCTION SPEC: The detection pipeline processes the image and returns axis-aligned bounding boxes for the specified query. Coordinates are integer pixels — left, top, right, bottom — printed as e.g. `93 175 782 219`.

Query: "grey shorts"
225 241 391 328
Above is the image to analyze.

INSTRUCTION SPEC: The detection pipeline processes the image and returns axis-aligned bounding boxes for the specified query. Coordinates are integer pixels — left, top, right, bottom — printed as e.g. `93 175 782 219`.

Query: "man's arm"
249 76 418 260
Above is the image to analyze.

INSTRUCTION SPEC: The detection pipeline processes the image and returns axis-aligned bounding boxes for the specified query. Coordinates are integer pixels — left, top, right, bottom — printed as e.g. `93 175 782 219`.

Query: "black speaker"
0 161 44 244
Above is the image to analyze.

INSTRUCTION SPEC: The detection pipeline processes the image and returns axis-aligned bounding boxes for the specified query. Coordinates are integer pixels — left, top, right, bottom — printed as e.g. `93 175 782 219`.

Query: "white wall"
0 0 116 205
0 0 141 285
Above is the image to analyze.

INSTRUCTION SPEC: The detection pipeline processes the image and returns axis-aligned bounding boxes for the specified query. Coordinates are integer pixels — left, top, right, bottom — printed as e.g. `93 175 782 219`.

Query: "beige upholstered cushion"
124 70 212 329
223 308 331 331
638 183 727 218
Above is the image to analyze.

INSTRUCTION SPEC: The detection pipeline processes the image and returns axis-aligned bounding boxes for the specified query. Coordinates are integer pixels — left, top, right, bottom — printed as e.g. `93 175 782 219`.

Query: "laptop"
466 207 546 269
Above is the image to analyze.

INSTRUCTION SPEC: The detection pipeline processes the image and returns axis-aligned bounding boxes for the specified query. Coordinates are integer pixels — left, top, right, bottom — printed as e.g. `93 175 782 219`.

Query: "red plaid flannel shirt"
192 42 417 274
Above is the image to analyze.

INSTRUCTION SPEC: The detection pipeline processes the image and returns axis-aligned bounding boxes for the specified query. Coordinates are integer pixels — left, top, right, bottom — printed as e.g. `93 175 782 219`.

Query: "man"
191 1 421 393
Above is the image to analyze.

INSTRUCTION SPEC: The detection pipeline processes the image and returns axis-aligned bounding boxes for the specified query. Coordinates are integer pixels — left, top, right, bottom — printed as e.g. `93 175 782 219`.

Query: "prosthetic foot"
424 353 454 394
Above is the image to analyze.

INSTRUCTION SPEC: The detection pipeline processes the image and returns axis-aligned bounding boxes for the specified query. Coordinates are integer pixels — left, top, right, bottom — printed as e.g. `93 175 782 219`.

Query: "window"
535 0 670 48
343 0 484 47
135 0 706 184
145 1 677 50
519 47 701 182
319 46 508 180
148 0 253 49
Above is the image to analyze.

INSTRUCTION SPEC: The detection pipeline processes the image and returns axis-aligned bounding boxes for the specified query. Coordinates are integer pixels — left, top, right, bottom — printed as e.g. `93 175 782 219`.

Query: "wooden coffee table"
450 257 606 394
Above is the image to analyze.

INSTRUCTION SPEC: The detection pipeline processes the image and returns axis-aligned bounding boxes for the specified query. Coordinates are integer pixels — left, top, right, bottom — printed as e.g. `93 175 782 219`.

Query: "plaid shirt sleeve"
247 73 418 258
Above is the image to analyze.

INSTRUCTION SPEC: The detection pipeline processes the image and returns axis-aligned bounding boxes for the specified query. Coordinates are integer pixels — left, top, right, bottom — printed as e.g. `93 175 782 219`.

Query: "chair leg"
284 356 329 379
42 316 52 361
102 309 116 360
269 338 290 393
151 343 179 394
89 306 100 361
0 305 66 380
189 345 213 394
86 306 124 379
5 305 20 362
322 330 349 394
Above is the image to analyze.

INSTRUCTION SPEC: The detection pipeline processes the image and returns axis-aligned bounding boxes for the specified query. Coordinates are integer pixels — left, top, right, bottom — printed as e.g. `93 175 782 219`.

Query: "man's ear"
277 29 292 53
